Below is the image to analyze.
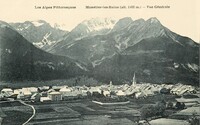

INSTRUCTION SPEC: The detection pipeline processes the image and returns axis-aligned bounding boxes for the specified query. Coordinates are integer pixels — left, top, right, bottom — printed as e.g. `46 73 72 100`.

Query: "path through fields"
19 101 36 125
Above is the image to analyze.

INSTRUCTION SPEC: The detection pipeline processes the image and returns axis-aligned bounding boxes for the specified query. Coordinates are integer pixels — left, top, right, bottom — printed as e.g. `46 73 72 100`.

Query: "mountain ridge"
0 22 87 81
9 20 69 51
0 17 199 85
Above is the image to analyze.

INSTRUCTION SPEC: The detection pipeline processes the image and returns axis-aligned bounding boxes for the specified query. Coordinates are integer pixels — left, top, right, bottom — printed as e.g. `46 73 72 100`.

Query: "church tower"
132 73 136 86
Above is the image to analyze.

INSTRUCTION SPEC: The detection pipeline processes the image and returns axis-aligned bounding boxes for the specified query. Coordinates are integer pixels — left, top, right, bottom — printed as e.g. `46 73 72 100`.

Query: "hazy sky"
0 0 199 42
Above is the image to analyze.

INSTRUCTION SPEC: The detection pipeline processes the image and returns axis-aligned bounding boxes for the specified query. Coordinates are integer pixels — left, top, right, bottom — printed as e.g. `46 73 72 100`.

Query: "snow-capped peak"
81 17 117 32
31 21 44 27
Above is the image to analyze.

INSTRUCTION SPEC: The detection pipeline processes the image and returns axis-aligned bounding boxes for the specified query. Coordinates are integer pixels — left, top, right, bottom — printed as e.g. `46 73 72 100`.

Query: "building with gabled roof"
1 88 13 97
48 91 62 101
59 87 72 95
116 90 126 96
135 92 146 98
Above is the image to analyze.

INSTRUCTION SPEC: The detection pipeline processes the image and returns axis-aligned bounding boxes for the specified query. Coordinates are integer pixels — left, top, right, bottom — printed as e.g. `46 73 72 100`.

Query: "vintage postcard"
0 0 199 125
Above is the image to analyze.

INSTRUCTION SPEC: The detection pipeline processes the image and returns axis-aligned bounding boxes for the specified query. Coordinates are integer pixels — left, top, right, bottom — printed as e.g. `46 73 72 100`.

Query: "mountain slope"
49 17 172 66
111 17 133 32
9 20 68 50
1 17 198 85
47 18 117 55
51 17 198 85
93 35 199 85
0 22 86 81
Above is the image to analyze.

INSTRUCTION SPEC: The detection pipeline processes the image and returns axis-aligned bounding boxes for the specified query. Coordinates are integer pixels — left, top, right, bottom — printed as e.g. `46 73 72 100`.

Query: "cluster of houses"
0 80 197 103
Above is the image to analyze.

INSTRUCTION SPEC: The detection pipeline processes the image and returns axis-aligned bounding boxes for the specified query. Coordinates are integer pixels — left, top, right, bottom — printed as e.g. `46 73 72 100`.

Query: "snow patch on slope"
31 21 44 27
75 62 88 71
181 63 199 72
91 53 116 67
81 17 117 33
53 23 69 31
187 63 199 72
150 18 159 23
33 32 57 48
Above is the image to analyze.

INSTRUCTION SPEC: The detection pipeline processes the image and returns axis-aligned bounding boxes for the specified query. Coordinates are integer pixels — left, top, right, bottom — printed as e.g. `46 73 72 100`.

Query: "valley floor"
0 95 199 125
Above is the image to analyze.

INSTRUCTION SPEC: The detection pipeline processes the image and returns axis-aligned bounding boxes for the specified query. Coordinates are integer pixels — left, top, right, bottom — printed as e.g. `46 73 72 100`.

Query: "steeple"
132 73 136 86
109 81 113 87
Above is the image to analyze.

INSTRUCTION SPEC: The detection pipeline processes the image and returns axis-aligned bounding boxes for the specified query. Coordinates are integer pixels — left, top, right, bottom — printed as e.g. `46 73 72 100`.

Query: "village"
0 76 199 125
0 80 198 103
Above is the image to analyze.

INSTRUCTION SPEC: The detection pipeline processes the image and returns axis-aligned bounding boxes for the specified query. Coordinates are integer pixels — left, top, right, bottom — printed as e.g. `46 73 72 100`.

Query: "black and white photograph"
0 0 199 125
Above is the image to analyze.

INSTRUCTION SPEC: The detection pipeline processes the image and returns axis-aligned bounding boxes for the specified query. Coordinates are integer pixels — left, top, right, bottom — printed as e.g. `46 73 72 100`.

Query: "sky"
0 0 199 42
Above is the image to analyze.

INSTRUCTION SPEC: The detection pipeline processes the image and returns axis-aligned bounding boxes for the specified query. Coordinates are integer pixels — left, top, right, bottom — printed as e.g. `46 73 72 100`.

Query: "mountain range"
0 21 87 81
0 17 199 85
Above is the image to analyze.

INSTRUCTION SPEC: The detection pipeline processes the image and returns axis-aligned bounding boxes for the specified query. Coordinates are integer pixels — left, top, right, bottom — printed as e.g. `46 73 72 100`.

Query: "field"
170 105 200 120
176 98 200 103
149 118 190 125
0 94 198 125
0 101 32 125
0 99 141 125
27 99 140 125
